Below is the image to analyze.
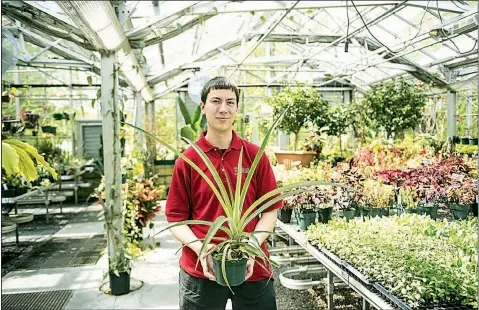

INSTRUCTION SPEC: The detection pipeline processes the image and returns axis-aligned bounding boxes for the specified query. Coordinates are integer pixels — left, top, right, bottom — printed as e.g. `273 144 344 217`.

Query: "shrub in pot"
278 195 294 223
130 111 353 290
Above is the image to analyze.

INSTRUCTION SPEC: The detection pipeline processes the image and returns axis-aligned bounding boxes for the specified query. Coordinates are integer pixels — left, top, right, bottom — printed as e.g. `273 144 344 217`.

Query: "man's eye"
212 100 219 104
227 102 235 105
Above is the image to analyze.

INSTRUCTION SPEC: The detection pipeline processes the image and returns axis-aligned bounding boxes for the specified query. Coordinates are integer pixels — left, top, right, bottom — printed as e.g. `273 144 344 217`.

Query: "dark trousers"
179 268 277 310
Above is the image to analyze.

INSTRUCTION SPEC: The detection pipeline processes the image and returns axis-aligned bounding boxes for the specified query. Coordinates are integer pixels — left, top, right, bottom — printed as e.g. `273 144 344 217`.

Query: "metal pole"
466 90 473 136
14 67 21 119
134 92 144 148
100 52 124 269
362 298 370 310
327 270 334 310
69 68 75 154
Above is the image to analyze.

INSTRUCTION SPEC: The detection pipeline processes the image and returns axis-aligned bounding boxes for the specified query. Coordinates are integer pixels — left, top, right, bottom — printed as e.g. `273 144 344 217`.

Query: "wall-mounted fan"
2 26 19 76
187 71 211 104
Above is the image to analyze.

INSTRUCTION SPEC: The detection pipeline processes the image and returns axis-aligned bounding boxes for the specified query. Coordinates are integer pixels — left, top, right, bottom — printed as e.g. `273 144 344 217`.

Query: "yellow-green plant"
363 179 394 209
126 110 354 291
2 139 57 182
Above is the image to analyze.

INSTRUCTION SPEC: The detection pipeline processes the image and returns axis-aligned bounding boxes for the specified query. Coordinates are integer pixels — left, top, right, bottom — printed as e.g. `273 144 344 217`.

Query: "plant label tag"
451 173 464 181
452 183 461 188
473 180 478 185
3 184 8 190
420 158 432 164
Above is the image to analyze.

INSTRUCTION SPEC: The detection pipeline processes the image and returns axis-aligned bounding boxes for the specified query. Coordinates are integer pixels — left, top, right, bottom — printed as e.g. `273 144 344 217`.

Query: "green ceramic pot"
297 211 317 230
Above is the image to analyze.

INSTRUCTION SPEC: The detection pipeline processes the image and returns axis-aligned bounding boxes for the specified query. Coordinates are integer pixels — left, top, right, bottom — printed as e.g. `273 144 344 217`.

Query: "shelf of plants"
277 219 394 310
307 215 477 310
273 149 478 309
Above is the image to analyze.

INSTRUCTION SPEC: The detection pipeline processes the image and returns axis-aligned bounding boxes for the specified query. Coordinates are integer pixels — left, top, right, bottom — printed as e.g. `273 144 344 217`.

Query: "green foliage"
266 82 329 150
2 139 57 182
363 77 427 139
325 104 352 137
177 96 206 142
307 215 478 308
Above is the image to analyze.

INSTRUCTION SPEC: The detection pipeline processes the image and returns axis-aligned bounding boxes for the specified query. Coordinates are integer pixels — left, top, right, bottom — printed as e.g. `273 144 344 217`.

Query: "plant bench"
2 213 34 245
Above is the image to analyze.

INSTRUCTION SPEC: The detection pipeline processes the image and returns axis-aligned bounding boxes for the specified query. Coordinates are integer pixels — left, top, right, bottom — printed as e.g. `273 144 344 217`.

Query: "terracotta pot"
274 151 317 169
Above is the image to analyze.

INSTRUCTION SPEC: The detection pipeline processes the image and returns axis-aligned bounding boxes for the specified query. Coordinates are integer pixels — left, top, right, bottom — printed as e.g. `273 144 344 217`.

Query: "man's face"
200 89 238 133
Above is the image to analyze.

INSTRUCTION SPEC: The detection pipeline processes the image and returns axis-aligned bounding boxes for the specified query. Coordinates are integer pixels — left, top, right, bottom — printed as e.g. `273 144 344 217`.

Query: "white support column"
100 52 124 269
134 92 144 148
447 90 457 138
69 68 74 154
145 100 156 176
466 90 472 136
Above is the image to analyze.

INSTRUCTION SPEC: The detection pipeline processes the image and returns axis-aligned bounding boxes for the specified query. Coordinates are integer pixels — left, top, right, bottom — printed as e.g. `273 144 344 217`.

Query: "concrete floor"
2 202 235 309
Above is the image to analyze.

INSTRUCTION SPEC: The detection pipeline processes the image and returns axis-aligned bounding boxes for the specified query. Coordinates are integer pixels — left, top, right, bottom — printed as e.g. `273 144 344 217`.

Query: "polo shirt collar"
197 130 243 152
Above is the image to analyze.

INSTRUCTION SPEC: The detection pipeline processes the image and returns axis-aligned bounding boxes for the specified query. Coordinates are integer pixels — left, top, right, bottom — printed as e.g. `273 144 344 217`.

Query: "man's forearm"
252 209 278 245
169 224 203 255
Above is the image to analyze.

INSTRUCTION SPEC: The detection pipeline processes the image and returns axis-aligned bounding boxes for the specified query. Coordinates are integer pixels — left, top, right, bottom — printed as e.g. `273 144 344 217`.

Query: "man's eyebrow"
210 97 236 101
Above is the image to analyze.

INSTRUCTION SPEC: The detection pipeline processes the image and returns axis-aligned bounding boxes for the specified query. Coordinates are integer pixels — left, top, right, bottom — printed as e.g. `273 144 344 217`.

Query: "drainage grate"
2 290 73 310
14 235 106 270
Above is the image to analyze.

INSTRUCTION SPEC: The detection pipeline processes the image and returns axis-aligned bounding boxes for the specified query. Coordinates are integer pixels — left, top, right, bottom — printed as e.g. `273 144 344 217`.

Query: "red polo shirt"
165 130 282 281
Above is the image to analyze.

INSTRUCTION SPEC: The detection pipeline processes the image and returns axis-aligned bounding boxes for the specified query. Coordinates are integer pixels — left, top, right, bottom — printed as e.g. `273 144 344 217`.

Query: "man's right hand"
190 242 216 281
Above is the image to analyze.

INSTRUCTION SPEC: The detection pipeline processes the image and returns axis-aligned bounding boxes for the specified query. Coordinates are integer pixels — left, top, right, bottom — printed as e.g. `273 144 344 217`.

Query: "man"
166 76 281 310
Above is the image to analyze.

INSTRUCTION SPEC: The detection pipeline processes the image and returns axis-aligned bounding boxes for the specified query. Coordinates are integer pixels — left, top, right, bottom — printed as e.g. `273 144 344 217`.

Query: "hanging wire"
350 0 430 55
435 0 478 55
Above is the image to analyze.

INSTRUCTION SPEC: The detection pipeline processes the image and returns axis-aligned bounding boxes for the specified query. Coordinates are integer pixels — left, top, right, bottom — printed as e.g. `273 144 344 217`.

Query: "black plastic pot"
449 203 470 220
109 271 130 296
297 211 316 230
418 205 438 220
361 208 371 218
277 209 292 223
212 256 247 287
452 136 460 144
404 208 418 214
317 207 333 224
461 137 470 145
2 189 16 198
53 113 64 120
342 209 355 221
381 208 390 217
471 203 478 217
469 138 478 145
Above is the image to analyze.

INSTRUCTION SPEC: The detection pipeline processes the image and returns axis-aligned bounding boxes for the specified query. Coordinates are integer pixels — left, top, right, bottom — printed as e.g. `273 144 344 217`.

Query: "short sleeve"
165 158 192 222
255 152 282 213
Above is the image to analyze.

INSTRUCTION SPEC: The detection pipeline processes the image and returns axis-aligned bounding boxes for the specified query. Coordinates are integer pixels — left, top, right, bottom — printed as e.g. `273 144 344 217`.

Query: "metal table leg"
271 227 276 248
328 270 334 310
362 298 370 310
15 226 19 245
74 177 79 204
45 191 50 224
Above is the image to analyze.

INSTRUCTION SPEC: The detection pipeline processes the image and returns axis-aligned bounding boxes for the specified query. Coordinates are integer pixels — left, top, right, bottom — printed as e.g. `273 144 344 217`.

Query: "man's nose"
218 102 228 112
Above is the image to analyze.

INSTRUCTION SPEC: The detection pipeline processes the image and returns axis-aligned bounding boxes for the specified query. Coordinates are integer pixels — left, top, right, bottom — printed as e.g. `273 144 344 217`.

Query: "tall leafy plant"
266 83 329 150
125 109 353 290
177 95 206 141
363 77 427 139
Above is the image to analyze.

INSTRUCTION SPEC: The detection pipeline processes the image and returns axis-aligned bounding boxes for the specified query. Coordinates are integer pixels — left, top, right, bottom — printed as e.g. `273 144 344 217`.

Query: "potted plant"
127 110 353 289
278 194 294 223
334 187 355 221
469 137 478 145
362 180 393 217
445 179 475 220
94 179 134 296
293 196 317 231
417 186 441 219
400 186 420 215
267 83 329 168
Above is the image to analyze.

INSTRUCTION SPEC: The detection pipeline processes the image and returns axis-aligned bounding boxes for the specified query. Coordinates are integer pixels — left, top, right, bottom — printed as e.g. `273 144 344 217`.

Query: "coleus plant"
126 110 354 290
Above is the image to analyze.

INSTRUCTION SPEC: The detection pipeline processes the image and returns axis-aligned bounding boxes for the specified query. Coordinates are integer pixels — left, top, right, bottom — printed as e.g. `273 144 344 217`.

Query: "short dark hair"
200 76 239 105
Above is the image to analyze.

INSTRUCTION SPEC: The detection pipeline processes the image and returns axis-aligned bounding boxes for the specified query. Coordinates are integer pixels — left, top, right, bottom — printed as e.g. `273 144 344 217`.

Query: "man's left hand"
245 257 255 280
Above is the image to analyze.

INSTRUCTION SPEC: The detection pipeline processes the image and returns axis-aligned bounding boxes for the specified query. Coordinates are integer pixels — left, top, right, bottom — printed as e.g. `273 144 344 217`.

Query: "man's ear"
200 102 205 110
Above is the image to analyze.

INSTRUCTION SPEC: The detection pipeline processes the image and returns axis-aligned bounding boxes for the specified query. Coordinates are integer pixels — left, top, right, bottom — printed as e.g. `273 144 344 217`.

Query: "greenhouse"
1 1 478 309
